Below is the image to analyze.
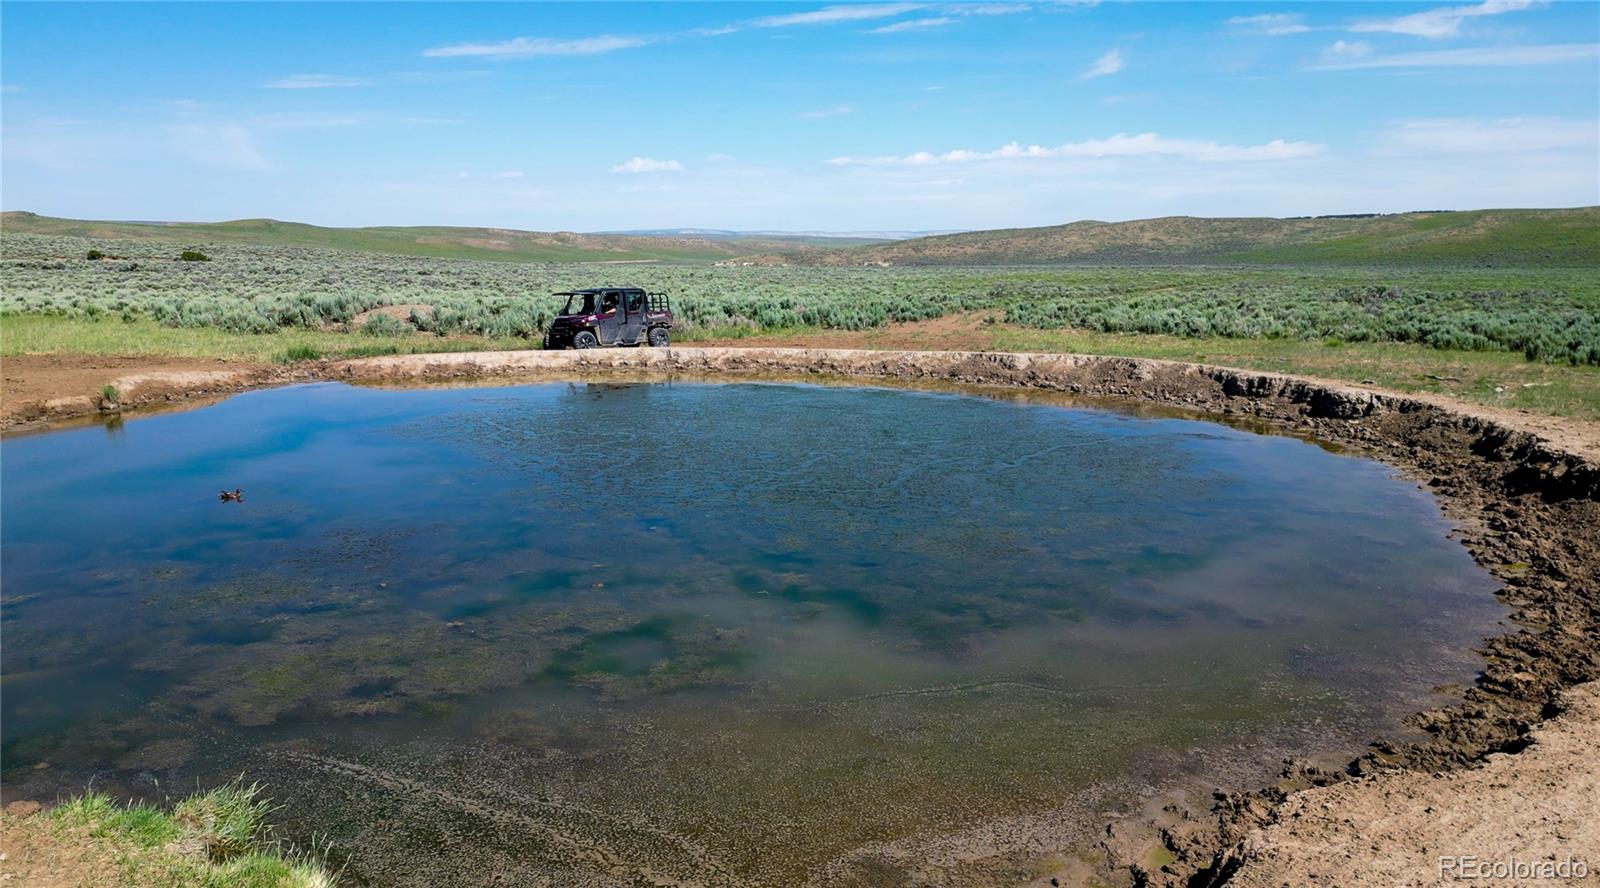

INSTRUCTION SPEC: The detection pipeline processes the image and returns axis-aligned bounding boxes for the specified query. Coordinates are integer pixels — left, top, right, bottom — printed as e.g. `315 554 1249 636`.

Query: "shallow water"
1 380 1503 885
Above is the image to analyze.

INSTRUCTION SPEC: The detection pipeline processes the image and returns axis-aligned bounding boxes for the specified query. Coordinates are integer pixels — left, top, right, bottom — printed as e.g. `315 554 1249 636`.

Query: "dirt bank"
1231 680 1600 888
3 346 1596 886
0 353 278 427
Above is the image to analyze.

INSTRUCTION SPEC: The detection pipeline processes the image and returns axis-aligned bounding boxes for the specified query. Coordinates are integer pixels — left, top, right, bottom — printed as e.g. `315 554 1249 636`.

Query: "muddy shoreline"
5 346 1596 886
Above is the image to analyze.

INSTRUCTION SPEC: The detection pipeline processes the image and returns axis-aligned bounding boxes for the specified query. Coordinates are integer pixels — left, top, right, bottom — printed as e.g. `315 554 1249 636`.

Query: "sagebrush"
3 232 1596 365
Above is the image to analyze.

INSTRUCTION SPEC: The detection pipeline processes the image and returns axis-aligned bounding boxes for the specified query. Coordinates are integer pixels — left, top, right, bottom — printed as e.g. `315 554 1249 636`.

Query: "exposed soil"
0 353 278 428
2 345 1596 887
0 805 121 888
1231 680 1600 887
348 303 433 329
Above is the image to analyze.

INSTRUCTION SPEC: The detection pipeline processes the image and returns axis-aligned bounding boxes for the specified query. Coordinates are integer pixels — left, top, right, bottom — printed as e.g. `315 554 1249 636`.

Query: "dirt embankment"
0 354 281 427
3 346 1597 886
1230 680 1600 887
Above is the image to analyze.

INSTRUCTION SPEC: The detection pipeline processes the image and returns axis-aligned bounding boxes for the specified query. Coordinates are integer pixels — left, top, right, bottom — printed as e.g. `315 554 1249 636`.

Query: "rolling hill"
762 207 1600 267
5 207 1596 267
0 213 852 264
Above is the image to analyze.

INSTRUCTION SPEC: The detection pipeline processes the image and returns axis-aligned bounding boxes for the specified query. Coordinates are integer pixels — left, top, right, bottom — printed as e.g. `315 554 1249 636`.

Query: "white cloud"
1226 13 1311 35
610 157 683 174
1 84 22 93
165 123 270 170
752 3 924 28
871 16 955 33
1320 40 1373 62
798 104 856 119
1310 42 1598 69
1349 0 1543 39
493 170 526 178
1379 117 1599 154
1080 48 1125 80
826 133 1325 166
957 3 1032 15
263 74 372 89
423 35 650 58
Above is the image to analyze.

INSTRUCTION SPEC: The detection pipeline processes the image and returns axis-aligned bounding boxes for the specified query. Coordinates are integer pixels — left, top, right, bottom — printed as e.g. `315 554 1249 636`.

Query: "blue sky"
2 1 1596 231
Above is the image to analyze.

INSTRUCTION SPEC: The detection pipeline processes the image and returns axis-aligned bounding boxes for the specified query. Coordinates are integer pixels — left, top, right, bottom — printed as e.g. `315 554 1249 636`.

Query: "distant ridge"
0 212 847 264
757 207 1600 267
599 227 963 243
4 207 1596 267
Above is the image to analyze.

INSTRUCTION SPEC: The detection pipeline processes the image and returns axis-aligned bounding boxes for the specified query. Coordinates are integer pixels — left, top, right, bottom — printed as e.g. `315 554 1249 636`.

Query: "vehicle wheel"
573 331 599 349
647 327 671 347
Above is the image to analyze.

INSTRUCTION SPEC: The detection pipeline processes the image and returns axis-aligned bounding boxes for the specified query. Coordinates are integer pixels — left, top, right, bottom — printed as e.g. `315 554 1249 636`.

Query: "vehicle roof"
551 287 645 295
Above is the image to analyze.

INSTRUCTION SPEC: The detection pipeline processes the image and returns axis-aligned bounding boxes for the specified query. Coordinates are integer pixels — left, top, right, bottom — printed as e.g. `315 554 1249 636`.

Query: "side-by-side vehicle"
543 287 673 349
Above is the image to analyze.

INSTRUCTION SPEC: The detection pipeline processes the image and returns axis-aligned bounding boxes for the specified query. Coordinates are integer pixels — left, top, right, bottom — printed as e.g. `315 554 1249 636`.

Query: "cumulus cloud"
263 73 372 89
424 35 651 58
825 133 1325 166
1379 117 1599 154
609 157 684 174
751 3 924 28
1309 42 1597 69
1080 49 1125 80
1226 13 1311 35
871 16 955 33
1349 0 1543 39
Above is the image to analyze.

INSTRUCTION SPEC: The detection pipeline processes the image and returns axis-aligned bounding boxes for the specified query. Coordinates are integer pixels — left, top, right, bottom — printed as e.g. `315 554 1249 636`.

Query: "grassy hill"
0 212 841 264
769 207 1600 267
7 207 1597 267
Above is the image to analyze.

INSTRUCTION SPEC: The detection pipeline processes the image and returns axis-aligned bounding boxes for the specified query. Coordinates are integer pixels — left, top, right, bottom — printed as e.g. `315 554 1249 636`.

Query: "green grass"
1224 209 1600 266
682 321 1600 421
985 328 1600 419
45 783 334 887
8 314 1598 420
2 314 535 363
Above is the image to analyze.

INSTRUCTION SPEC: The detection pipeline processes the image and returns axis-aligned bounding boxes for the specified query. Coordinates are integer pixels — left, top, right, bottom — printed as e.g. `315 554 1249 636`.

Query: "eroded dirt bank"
5 346 1596 886
0 353 281 427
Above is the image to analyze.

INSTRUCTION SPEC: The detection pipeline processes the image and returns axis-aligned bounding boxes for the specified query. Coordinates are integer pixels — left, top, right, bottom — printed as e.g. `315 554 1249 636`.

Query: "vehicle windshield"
561 293 596 315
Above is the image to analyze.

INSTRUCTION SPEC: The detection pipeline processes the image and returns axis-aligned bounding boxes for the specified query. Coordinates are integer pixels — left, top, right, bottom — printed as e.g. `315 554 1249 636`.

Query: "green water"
0 380 1502 885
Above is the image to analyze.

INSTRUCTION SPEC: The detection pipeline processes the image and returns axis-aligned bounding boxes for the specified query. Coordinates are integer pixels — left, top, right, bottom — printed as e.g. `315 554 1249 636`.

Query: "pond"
0 380 1503 885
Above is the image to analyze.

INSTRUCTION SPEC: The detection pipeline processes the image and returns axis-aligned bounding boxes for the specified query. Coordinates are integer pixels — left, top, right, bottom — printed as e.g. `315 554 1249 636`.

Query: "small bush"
179 249 210 262
336 343 402 358
360 313 413 337
279 344 321 362
101 384 120 404
86 249 106 260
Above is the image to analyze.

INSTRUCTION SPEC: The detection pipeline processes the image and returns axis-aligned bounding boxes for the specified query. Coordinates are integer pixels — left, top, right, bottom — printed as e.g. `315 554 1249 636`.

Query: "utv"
543 287 673 349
